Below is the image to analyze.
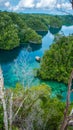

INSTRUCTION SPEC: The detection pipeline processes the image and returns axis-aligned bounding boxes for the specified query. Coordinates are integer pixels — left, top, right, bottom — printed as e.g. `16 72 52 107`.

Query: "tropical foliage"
0 13 20 50
38 35 73 84
49 16 62 28
0 83 65 130
0 11 73 50
0 12 42 50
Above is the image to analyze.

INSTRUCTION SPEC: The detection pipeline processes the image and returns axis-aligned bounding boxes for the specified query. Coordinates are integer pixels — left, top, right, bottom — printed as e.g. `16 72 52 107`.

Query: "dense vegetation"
0 83 66 130
61 15 73 26
49 16 62 28
0 11 72 50
0 10 73 130
0 12 42 50
0 13 20 50
38 35 73 84
20 14 49 31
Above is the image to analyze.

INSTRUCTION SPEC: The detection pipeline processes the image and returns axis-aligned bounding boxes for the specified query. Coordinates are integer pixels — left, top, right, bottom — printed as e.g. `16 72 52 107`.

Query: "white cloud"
0 0 72 12
5 1 10 7
20 0 34 8
36 0 57 9
11 0 35 11
10 0 58 11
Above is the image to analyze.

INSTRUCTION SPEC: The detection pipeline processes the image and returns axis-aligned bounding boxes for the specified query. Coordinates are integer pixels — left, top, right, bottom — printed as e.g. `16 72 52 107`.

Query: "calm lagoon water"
0 25 73 100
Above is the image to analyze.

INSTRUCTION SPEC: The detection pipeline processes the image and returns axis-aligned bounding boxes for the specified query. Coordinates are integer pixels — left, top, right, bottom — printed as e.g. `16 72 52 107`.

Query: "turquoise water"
0 25 73 99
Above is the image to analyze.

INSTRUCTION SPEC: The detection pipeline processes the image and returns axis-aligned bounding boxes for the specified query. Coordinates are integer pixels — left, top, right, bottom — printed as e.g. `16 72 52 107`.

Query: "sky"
0 0 73 15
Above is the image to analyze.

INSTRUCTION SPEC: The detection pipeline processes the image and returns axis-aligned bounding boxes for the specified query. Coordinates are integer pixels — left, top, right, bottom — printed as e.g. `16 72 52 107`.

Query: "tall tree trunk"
60 70 73 130
2 96 8 130
9 92 13 130
0 67 8 130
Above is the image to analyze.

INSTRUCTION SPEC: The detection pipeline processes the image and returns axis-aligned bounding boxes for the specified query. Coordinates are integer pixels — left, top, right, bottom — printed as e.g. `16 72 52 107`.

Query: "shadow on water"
0 47 21 64
36 31 48 37
49 26 62 35
29 43 42 51
0 43 42 64
0 31 48 64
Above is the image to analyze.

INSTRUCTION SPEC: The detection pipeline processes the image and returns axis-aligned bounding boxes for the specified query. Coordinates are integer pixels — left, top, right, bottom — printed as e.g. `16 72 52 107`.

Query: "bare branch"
0 66 8 130
9 92 13 130
13 96 27 120
60 70 73 130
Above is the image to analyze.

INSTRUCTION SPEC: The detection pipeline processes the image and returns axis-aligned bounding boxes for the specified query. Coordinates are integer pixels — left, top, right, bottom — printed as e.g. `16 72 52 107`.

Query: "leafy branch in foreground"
0 66 65 130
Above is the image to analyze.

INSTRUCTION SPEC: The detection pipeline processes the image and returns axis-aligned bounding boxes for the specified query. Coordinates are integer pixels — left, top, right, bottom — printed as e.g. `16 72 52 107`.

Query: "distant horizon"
0 8 73 16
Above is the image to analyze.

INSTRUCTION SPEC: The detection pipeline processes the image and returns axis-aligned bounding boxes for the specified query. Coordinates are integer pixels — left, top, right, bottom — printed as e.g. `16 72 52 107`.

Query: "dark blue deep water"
0 25 73 100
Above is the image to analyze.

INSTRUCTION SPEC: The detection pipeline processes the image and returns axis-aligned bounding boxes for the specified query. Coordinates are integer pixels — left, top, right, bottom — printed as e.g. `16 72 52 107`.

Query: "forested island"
0 11 42 50
0 11 73 50
38 34 73 84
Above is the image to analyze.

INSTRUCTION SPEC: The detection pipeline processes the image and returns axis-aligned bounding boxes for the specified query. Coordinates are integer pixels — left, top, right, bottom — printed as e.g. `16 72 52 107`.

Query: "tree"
0 66 65 130
0 23 20 50
0 12 42 50
11 83 65 130
60 70 73 130
38 35 73 84
13 49 34 87
0 12 20 50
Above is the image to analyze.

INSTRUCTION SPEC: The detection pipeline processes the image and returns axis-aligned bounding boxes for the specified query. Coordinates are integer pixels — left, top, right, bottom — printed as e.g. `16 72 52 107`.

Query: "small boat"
35 56 41 62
